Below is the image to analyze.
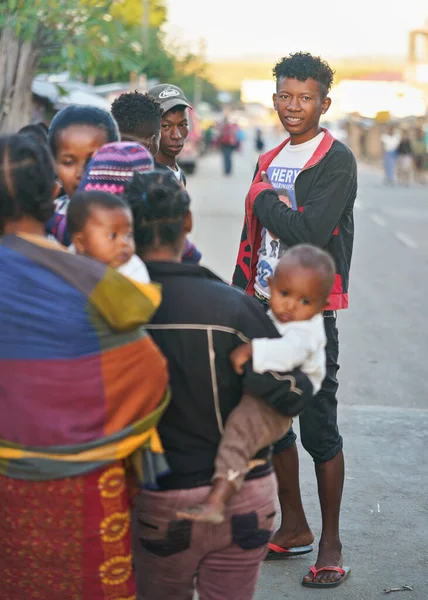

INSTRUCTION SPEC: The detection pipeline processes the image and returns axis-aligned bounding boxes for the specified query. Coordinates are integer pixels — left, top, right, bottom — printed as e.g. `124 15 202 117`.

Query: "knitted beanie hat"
77 142 154 195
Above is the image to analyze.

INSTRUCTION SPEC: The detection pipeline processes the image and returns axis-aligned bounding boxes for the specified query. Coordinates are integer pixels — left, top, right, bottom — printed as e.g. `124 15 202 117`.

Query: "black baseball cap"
148 84 192 113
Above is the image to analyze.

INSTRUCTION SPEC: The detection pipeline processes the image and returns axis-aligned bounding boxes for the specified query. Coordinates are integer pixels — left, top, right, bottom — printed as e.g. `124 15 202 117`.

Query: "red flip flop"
302 565 351 588
265 542 313 561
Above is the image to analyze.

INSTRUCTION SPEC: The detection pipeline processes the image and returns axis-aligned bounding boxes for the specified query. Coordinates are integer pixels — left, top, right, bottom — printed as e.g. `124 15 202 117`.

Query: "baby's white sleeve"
118 255 151 283
252 328 316 374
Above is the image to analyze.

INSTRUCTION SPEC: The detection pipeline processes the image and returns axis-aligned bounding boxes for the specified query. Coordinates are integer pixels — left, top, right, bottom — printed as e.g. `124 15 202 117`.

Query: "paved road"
186 138 428 599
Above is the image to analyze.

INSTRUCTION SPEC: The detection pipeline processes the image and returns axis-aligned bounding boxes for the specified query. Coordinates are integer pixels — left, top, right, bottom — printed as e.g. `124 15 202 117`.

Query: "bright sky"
165 0 428 60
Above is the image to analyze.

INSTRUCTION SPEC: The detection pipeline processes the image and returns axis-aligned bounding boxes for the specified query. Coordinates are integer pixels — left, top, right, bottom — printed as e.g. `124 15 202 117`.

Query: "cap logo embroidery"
159 87 180 98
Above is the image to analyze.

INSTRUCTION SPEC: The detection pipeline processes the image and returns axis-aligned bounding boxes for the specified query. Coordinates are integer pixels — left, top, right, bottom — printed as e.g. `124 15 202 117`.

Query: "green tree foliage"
0 0 146 131
170 43 220 108
1 0 145 78
0 0 218 132
110 0 166 27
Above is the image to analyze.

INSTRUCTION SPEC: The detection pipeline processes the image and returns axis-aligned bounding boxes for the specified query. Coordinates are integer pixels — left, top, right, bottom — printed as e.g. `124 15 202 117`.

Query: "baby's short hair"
67 191 130 236
276 243 336 301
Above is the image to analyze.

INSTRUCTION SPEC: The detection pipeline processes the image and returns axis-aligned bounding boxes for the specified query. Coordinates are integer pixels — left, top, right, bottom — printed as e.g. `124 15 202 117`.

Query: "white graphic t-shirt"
167 164 185 186
254 132 325 300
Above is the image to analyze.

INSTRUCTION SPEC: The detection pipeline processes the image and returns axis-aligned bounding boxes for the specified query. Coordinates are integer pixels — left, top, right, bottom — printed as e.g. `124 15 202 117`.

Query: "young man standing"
148 83 192 187
233 52 357 589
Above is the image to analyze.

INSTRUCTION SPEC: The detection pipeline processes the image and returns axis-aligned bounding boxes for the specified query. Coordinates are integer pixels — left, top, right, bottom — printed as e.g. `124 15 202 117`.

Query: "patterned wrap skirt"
0 462 137 600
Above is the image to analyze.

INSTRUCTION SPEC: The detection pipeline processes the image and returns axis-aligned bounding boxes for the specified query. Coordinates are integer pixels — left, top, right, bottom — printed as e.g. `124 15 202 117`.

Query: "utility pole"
142 0 150 57
193 75 202 108
193 37 206 108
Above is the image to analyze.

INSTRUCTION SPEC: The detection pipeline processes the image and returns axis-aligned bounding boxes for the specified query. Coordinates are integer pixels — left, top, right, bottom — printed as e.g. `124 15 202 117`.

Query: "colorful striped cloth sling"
0 234 170 483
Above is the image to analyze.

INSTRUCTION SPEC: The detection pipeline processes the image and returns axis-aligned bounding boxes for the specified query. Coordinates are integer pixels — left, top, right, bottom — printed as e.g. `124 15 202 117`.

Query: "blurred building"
405 18 428 104
30 74 113 125
328 80 426 120
240 80 274 108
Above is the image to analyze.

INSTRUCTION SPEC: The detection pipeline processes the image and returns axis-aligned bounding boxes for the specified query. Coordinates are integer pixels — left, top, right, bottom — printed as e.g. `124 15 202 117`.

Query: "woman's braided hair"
125 170 190 251
0 134 56 228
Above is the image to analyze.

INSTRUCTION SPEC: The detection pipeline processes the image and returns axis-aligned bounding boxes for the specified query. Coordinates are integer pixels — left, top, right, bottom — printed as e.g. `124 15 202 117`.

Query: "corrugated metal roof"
32 77 110 110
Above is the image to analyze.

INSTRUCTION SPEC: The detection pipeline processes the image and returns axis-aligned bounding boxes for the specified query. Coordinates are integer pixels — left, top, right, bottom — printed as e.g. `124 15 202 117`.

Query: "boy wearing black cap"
148 84 192 187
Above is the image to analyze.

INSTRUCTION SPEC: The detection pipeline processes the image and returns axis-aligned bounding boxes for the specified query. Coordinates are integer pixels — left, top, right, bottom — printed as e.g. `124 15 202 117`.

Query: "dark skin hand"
260 171 292 208
230 343 253 375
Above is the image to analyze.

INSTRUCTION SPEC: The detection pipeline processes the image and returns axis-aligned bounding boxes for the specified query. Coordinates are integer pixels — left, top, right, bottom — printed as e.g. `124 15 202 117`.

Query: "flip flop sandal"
302 565 351 588
265 543 314 561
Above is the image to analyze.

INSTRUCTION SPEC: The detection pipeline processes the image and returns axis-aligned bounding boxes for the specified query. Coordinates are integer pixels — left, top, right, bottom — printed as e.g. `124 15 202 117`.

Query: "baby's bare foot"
176 503 225 524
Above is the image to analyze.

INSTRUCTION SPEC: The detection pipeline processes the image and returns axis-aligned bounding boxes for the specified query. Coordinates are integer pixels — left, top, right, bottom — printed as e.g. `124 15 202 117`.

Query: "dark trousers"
273 311 342 463
254 295 342 464
222 145 234 175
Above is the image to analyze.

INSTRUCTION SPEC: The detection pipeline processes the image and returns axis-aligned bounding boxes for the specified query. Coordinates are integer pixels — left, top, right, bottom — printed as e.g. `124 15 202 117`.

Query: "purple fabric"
132 474 277 599
182 239 202 264
78 142 154 194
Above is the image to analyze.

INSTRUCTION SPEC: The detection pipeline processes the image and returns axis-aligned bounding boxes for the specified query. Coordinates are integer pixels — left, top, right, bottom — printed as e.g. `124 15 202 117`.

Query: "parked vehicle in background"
178 109 202 175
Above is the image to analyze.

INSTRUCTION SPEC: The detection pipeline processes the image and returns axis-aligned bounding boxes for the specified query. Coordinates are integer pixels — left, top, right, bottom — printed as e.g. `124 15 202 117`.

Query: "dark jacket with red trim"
232 130 357 310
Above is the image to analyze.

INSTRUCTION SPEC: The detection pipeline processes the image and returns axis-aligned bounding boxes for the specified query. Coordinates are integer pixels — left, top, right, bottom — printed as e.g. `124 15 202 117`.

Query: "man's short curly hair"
273 52 335 97
111 91 163 140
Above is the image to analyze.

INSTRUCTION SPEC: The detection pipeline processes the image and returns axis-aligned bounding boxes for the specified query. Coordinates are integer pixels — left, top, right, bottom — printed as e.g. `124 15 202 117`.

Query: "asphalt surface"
186 135 428 599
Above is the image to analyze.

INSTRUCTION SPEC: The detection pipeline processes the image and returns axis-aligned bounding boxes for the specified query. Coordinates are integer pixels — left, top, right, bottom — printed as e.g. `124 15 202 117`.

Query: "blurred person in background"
358 124 367 158
255 127 265 153
219 117 238 175
236 124 245 152
148 83 192 188
396 130 413 186
410 128 427 184
254 127 266 166
381 125 400 185
203 123 216 154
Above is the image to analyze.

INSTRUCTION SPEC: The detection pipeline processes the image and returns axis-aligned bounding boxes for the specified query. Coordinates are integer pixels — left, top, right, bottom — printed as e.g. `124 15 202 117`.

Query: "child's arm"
230 327 316 376
230 342 253 375
118 255 151 283
252 328 317 375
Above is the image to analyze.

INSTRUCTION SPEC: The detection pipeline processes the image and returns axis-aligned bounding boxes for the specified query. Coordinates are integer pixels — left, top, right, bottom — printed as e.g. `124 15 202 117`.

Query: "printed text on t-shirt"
266 166 300 209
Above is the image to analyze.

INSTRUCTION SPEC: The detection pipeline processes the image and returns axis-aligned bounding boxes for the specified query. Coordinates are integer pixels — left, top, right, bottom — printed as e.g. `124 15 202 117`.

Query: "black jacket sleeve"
236 294 313 417
253 150 357 248
252 161 259 181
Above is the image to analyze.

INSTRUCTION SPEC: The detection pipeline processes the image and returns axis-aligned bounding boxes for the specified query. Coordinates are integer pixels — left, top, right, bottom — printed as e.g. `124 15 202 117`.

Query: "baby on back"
67 190 149 283
67 141 154 282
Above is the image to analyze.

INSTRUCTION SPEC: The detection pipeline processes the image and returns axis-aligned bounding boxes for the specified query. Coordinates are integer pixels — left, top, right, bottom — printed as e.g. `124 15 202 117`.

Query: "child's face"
269 264 326 324
73 206 135 269
55 125 108 198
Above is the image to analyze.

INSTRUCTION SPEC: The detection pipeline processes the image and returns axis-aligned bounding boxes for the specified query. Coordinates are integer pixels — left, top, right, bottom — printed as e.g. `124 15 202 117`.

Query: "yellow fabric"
130 281 162 308
0 427 162 463
90 270 162 331
16 234 162 331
